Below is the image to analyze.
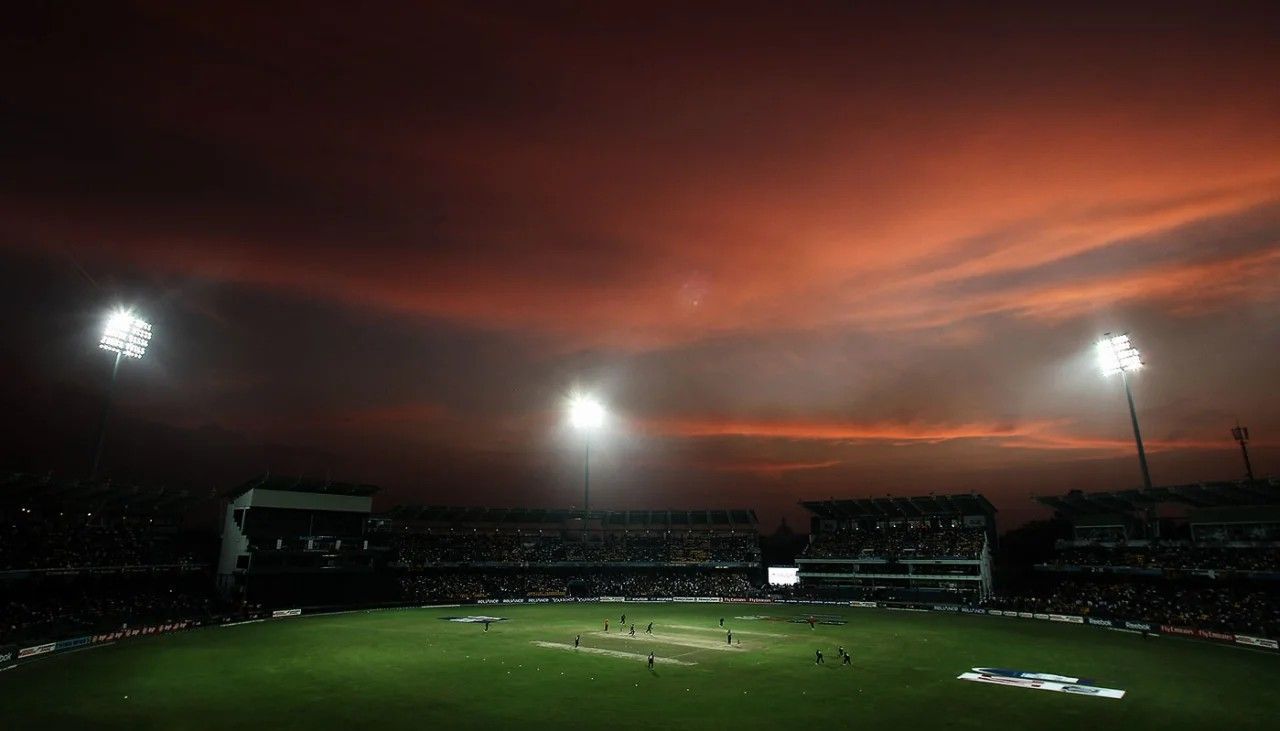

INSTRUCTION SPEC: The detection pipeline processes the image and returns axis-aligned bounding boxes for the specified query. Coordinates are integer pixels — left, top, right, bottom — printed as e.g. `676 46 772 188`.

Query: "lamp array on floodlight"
569 395 605 431
1096 333 1141 376
100 311 152 360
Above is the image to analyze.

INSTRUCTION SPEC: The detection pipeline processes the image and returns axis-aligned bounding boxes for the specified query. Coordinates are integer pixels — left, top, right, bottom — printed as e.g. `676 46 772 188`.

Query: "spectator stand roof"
1035 478 1280 518
800 493 996 520
379 506 758 530
223 474 380 501
1187 505 1280 525
0 471 201 516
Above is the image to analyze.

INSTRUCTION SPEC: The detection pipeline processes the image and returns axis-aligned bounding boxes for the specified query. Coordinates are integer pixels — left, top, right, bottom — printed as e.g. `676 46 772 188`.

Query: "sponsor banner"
723 597 749 603
1032 613 1050 620
851 601 877 608
1161 625 1195 637
932 604 961 613
957 672 1124 699
960 607 985 615
599 596 624 602
673 597 698 602
271 608 302 618
1086 618 1114 627
1000 611 1019 617
524 598 551 603
1049 614 1084 624
1123 621 1151 632
1195 629 1233 642
695 597 722 603
18 643 55 659
986 609 1001 616
499 598 526 604
476 599 502 605
54 636 92 652
1017 612 1033 619
0 644 16 665
1234 635 1279 650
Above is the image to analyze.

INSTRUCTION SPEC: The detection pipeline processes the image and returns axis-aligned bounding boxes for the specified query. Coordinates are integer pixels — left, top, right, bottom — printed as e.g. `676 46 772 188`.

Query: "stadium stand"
980 479 1280 639
796 493 996 602
0 472 219 645
380 506 762 602
7 469 1276 654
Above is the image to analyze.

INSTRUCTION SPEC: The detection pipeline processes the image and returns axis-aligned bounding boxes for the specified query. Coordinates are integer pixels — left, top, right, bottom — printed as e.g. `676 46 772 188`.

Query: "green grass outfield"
3 602 1278 730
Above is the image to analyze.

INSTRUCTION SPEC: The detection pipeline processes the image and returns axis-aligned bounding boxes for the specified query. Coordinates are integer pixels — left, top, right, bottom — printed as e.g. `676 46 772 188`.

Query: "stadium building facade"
217 475 384 605
796 493 997 602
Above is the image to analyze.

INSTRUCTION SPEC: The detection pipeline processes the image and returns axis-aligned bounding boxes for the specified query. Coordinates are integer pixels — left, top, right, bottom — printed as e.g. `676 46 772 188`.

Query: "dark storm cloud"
1 1 1278 526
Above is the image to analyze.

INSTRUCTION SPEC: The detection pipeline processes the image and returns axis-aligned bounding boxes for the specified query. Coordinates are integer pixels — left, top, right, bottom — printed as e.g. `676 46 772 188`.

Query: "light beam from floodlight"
91 310 152 479
569 395 605 512
1096 332 1152 490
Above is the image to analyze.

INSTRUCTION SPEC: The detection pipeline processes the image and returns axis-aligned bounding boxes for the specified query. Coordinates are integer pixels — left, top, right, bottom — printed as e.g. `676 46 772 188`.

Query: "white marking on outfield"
596 631 744 652
531 641 697 665
664 624 787 638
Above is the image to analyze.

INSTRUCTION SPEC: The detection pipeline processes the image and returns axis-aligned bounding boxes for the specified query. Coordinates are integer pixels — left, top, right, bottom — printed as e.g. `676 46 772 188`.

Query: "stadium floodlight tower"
1096 332 1152 490
568 394 605 512
1231 423 1255 482
91 310 152 479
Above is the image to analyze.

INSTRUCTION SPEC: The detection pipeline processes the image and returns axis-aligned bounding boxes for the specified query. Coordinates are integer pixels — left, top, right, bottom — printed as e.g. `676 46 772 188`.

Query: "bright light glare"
1096 332 1142 376
568 395 605 430
100 311 152 359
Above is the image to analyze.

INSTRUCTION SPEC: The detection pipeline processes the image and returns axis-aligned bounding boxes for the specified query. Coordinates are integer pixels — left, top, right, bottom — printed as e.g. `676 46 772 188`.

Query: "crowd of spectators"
983 580 1280 638
391 531 759 567
1047 542 1280 573
0 511 204 571
0 575 223 645
803 527 985 560
399 570 757 602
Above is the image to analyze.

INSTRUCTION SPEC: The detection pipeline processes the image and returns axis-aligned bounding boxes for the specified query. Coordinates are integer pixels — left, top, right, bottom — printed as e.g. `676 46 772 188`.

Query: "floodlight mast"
1097 333 1152 490
568 395 605 512
1231 423 1254 481
91 311 152 479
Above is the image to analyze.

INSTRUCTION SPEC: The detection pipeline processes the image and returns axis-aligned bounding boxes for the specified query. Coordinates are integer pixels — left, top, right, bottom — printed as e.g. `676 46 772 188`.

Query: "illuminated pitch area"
2 603 1278 730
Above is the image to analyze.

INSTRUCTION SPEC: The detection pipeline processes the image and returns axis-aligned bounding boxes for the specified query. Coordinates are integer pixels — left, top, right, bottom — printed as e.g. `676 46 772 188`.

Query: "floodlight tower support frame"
583 439 591 513
1120 370 1152 491
90 350 123 480
1232 424 1255 482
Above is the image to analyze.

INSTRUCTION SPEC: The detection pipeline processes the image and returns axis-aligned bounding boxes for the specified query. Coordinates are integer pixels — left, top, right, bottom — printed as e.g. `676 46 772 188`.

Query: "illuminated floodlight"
1096 332 1141 376
567 393 606 512
568 394 605 431
100 311 152 360
1094 331 1152 489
